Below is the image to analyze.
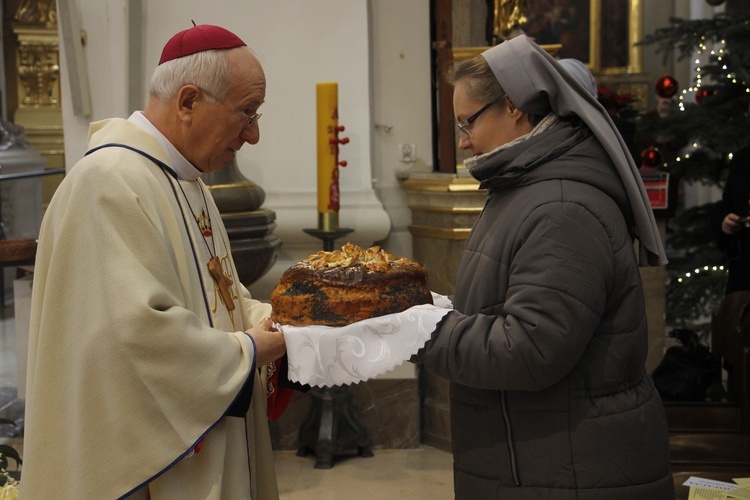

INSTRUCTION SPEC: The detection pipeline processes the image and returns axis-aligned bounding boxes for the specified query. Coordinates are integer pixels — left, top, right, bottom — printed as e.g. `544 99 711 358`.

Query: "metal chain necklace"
175 178 237 327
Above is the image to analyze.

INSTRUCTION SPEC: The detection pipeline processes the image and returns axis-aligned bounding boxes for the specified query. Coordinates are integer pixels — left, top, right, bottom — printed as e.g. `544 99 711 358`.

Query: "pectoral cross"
207 255 236 328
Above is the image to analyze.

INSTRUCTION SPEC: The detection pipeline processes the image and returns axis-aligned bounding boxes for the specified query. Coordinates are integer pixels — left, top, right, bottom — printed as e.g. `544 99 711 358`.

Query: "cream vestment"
22 116 278 499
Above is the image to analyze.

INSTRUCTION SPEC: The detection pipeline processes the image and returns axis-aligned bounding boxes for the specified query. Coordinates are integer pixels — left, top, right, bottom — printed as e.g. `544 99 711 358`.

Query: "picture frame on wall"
523 0 593 64
454 0 643 74
523 0 643 73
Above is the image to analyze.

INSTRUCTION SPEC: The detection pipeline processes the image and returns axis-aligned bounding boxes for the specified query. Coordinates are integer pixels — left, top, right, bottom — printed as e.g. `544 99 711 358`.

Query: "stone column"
203 159 281 287
404 173 485 451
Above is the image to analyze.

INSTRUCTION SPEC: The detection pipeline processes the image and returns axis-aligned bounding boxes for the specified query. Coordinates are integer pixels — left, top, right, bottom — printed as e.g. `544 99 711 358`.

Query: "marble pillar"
404 173 485 451
204 159 281 287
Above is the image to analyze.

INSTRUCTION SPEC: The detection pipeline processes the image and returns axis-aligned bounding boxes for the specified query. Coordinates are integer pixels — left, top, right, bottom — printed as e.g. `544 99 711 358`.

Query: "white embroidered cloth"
276 293 453 387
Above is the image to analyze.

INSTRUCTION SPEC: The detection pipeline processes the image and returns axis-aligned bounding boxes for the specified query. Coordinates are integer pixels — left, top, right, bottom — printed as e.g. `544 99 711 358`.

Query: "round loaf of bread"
270 243 433 326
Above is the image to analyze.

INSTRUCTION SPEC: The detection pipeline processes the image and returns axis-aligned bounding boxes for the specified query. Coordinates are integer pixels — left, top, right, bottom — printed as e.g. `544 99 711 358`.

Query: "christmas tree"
639 10 750 335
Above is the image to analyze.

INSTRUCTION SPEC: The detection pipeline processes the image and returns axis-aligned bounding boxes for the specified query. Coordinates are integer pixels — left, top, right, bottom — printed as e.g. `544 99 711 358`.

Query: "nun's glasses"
456 96 503 137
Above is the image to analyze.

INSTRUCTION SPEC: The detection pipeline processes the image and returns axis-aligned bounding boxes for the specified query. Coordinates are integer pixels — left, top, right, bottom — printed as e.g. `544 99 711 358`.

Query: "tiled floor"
0 438 454 499
0 301 456 499
276 447 453 499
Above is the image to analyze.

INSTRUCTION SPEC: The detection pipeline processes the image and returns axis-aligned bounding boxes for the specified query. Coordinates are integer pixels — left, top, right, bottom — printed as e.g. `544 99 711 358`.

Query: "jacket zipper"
500 390 521 486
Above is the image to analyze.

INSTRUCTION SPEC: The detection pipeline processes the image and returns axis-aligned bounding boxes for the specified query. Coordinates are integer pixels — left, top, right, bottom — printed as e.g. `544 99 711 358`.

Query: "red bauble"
695 88 714 104
641 146 662 168
655 75 679 98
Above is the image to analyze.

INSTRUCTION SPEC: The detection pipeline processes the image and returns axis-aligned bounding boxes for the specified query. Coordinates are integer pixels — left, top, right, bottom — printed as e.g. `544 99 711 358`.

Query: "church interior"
1 0 750 498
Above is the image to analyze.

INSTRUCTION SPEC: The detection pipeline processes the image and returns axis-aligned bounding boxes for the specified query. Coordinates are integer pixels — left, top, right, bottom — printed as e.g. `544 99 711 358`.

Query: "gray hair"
149 49 232 102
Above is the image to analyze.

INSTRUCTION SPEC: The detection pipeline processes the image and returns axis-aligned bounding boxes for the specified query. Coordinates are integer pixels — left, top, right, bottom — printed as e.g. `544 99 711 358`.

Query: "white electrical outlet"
399 144 416 163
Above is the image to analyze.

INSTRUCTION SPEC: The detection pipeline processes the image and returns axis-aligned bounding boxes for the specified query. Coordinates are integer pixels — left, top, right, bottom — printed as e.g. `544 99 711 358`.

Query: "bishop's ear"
176 85 201 120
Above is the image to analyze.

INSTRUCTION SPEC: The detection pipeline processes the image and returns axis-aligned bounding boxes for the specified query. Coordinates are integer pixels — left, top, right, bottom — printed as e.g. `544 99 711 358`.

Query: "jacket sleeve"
715 146 750 252
417 201 616 391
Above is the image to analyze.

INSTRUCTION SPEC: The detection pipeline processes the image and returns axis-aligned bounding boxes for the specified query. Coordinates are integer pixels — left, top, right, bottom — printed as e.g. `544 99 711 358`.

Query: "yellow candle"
316 82 339 230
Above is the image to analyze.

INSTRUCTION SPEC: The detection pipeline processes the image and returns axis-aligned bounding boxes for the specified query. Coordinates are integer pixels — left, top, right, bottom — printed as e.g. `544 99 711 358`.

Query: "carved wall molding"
4 0 65 204
13 26 59 108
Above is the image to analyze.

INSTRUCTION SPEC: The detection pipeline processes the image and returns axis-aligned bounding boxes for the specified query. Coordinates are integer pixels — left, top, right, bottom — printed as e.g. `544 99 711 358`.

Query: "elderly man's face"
188 47 266 173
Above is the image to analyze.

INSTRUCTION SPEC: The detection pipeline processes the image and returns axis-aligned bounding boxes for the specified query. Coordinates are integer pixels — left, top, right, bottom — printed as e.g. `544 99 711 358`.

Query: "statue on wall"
0 119 29 151
493 0 529 41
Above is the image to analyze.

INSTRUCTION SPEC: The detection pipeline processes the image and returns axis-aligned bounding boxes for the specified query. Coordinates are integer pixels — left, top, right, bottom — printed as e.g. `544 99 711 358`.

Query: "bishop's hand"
246 317 286 366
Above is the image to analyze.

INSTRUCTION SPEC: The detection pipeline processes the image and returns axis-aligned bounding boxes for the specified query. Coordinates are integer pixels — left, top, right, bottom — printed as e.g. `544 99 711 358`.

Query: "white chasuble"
21 118 278 500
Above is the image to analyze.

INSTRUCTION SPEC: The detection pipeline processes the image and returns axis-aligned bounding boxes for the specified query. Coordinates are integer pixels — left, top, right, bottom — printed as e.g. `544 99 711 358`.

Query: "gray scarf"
464 113 559 170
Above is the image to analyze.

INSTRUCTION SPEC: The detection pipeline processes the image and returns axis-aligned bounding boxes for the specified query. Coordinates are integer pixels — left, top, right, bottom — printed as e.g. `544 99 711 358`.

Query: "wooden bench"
665 291 750 497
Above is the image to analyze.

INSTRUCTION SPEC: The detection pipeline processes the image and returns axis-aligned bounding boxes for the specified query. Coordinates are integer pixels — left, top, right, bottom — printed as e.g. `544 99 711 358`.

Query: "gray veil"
481 35 667 267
